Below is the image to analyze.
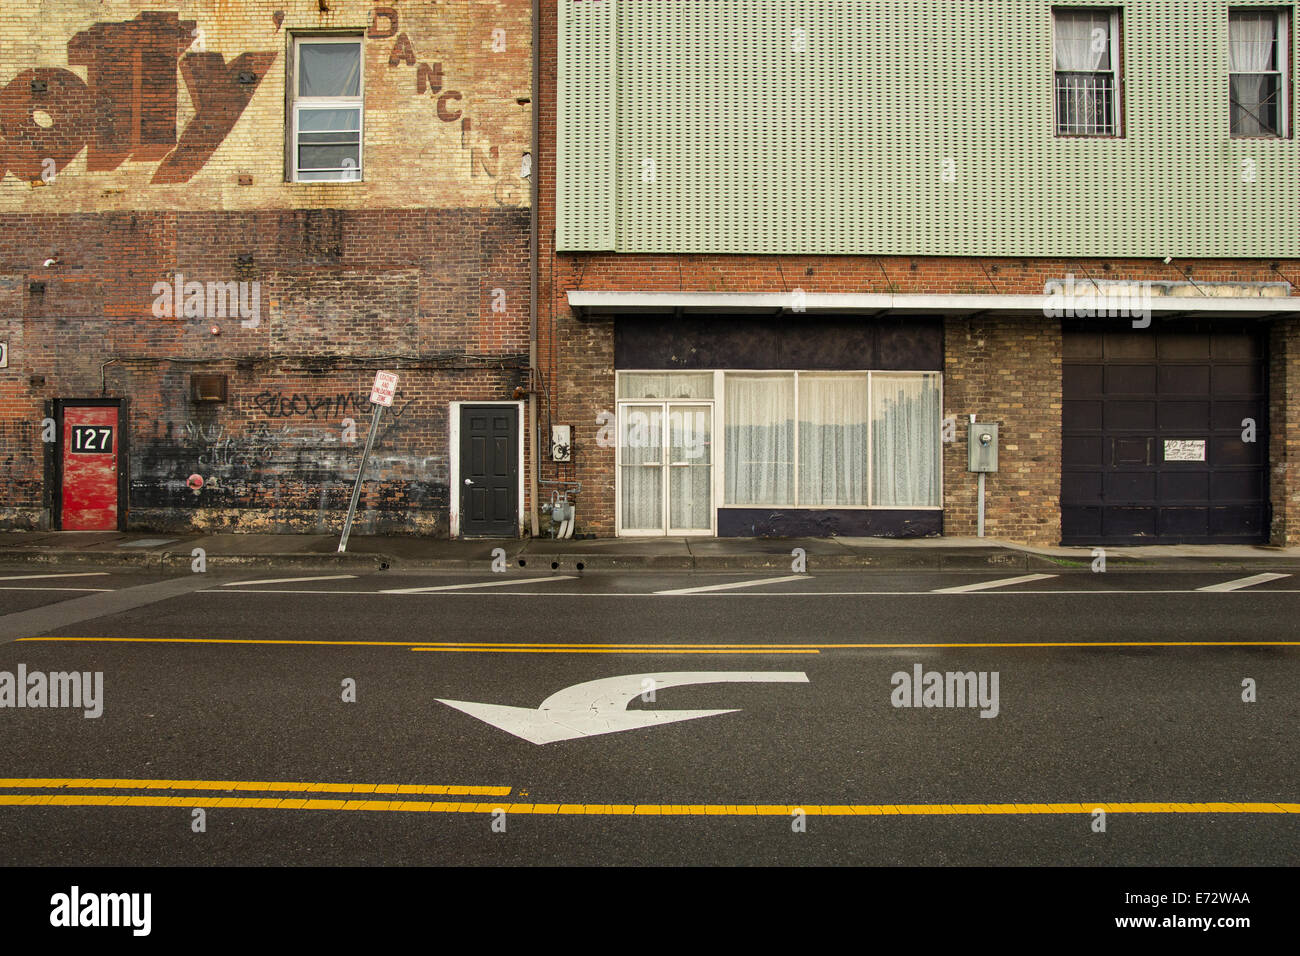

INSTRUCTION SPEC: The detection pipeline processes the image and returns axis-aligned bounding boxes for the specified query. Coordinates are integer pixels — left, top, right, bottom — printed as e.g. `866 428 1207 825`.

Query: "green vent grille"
557 0 1299 257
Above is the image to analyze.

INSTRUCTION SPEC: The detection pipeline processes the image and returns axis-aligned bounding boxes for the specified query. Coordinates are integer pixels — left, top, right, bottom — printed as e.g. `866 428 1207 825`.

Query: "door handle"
464 478 474 485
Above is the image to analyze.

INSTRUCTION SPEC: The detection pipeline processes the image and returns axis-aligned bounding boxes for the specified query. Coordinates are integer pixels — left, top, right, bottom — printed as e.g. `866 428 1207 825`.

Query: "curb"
4 546 1300 574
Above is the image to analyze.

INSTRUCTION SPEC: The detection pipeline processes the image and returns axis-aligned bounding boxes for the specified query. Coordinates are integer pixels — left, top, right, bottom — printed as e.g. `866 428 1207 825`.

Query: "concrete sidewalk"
1 529 1298 573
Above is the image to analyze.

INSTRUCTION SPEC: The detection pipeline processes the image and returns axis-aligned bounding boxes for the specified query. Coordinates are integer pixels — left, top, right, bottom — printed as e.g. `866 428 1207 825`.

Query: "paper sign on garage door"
1164 439 1206 462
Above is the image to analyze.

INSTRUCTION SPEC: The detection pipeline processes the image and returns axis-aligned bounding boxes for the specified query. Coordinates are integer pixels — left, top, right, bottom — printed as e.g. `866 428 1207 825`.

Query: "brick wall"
943 317 1062 545
1269 317 1300 546
0 1 533 535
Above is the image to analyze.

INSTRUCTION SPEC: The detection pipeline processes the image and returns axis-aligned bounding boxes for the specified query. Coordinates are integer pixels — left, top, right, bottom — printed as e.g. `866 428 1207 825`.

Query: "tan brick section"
943 317 1062 546
0 1 530 212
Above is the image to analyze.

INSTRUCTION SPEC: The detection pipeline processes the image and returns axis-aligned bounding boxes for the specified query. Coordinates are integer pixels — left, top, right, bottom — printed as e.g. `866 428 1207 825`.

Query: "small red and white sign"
369 371 399 407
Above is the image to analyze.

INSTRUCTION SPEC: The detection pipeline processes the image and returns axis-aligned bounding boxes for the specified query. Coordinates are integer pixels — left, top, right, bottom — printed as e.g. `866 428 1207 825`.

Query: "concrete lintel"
567 290 1300 318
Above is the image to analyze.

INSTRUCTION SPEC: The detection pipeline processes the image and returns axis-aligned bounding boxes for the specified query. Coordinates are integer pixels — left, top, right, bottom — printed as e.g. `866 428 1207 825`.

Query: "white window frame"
613 398 717 537
290 34 364 183
1229 7 1291 138
613 370 944 532
1053 7 1124 137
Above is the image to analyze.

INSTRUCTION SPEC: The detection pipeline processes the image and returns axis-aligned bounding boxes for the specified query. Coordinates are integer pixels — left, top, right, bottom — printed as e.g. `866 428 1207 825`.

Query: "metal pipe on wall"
527 0 541 538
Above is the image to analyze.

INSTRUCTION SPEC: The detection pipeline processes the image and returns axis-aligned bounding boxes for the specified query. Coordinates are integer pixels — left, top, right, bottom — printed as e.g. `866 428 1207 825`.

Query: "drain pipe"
972 413 985 538
526 0 541 538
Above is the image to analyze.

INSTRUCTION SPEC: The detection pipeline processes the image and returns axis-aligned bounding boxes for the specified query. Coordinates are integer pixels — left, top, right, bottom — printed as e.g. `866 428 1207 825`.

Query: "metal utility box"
551 425 572 462
968 422 999 472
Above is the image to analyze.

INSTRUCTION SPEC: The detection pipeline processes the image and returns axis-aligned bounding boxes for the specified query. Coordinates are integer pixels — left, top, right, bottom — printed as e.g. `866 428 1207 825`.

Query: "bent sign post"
338 371 399 554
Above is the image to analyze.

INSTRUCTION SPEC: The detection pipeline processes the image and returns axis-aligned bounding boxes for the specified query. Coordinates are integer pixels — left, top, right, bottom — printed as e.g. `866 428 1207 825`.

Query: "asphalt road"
0 566 1296 865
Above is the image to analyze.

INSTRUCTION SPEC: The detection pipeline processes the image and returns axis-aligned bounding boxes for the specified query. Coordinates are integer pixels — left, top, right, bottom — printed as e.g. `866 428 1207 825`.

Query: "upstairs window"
1230 9 1290 137
1054 8 1123 136
292 36 363 182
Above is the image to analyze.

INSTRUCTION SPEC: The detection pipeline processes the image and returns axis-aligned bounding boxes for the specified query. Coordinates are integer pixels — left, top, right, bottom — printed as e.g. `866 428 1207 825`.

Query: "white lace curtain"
798 375 868 506
871 376 941 508
723 373 939 509
725 376 794 505
1054 12 1109 72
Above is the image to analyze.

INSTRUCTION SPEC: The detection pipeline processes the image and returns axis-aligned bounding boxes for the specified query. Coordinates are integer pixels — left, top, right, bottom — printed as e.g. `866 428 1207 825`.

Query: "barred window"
1054 9 1123 136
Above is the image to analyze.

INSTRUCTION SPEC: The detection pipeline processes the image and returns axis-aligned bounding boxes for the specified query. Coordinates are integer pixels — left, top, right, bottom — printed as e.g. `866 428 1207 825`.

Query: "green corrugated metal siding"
557 0 618 250
557 0 1299 256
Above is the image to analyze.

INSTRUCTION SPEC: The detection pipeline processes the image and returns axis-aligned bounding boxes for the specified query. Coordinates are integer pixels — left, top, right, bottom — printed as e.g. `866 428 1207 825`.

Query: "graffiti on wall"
250 390 414 421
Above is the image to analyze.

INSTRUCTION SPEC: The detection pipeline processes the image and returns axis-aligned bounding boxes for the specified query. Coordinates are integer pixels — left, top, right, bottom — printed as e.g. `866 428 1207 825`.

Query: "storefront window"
798 374 869 506
724 375 794 506
720 371 941 508
871 374 942 507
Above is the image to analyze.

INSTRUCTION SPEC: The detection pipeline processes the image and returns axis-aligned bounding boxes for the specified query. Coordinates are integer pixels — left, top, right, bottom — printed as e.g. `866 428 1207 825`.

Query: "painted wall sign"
0 11 274 185
438 672 810 745
1163 439 1206 462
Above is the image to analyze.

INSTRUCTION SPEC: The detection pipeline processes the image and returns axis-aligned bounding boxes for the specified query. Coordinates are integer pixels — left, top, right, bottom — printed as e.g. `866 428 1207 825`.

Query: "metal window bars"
1055 72 1116 136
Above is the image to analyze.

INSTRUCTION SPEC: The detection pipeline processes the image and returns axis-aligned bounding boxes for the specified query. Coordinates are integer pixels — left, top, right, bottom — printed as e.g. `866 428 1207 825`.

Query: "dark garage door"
1062 322 1268 545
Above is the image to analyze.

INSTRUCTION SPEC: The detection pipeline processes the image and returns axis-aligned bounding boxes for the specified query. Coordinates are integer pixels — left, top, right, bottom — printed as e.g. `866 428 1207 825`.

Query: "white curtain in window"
798 375 868 506
618 373 713 400
299 43 361 98
1230 14 1277 136
1054 13 1109 71
620 406 662 530
668 406 712 531
871 375 941 508
725 376 794 505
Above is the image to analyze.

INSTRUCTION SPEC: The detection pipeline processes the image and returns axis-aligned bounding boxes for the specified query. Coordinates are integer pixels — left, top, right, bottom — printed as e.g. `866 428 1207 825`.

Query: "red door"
61 405 120 530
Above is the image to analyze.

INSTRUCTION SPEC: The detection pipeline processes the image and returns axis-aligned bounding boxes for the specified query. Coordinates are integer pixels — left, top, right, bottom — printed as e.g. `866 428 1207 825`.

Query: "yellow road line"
15 637 1300 650
410 648 818 654
0 795 1294 816
0 777 511 797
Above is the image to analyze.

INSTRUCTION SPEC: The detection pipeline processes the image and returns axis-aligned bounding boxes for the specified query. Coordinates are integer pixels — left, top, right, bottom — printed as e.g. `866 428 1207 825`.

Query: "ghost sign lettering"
0 11 274 185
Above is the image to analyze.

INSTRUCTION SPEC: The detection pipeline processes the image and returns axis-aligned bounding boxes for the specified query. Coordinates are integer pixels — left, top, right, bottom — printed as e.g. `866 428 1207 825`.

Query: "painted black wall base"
718 508 942 538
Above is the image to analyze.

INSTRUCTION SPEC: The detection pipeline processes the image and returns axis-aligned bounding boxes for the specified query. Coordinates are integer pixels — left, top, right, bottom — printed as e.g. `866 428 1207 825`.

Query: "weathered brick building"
539 0 1300 547
1 1 533 536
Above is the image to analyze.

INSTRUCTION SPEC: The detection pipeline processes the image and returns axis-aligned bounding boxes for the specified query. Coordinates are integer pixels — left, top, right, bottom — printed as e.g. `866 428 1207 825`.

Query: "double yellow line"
0 779 1295 817
18 637 1300 653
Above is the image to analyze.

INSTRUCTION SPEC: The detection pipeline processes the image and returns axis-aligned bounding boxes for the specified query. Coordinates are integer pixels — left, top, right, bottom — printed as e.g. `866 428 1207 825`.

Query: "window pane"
798 375 868 507
1229 12 1277 72
298 144 360 170
618 372 713 400
725 375 793 506
668 404 711 531
871 375 941 508
299 131 361 146
299 108 361 133
299 42 361 97
1054 11 1111 71
1230 74 1281 136
297 168 361 182
620 405 662 530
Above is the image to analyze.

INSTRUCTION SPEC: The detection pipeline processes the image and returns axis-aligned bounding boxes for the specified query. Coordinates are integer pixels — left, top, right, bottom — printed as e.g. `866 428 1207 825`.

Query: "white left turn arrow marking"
438 671 809 745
